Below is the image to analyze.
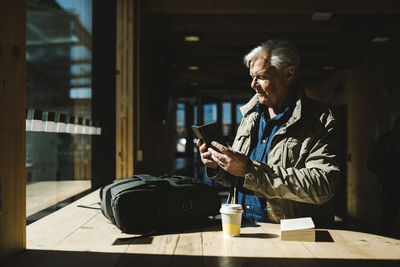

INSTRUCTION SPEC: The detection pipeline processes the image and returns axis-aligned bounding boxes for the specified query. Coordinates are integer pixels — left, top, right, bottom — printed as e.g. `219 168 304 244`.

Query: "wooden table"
7 190 400 267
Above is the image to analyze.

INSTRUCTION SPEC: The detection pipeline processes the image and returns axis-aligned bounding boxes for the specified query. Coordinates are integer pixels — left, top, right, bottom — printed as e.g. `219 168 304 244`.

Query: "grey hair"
243 39 300 81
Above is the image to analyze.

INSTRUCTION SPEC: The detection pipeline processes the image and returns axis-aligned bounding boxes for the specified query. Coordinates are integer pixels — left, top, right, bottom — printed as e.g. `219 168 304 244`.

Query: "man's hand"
196 139 219 169
208 141 248 177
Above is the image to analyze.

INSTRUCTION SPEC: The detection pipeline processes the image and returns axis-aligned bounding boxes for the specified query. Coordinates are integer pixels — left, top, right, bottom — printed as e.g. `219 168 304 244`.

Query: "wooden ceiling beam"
176 69 347 84
176 45 374 64
174 32 392 47
169 14 341 33
145 0 400 15
176 63 356 79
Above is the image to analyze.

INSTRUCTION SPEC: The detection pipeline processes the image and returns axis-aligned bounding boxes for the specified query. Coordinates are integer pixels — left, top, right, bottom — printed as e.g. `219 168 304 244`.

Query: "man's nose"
251 77 258 89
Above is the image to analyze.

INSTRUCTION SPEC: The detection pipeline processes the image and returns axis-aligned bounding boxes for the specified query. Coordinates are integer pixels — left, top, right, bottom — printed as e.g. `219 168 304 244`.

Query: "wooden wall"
0 0 27 261
306 52 400 231
345 58 400 230
116 0 135 179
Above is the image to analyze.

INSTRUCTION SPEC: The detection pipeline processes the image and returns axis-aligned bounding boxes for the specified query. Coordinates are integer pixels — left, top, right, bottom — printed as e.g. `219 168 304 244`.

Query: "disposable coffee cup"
220 204 243 237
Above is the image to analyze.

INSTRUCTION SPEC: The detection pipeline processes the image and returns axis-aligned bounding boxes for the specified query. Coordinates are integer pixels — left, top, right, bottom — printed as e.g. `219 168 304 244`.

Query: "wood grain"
0 0 26 261
27 190 100 249
5 189 399 266
116 0 135 179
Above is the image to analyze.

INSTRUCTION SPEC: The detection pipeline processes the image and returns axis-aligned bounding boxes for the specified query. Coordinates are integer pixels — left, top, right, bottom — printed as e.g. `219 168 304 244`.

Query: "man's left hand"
208 141 248 177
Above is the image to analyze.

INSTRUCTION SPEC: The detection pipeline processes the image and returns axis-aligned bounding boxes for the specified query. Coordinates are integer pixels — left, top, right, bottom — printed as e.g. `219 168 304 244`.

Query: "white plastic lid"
220 204 243 214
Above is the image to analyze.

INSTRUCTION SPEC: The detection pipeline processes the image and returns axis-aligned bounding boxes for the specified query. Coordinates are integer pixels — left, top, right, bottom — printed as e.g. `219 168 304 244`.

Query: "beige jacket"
209 91 340 226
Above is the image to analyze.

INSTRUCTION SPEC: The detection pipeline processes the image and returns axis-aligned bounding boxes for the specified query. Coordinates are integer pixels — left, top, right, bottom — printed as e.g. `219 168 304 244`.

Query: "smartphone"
191 122 222 153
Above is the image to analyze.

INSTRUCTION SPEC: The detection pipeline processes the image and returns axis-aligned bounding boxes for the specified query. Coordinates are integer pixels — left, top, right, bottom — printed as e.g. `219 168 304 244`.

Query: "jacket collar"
239 94 259 117
287 88 305 126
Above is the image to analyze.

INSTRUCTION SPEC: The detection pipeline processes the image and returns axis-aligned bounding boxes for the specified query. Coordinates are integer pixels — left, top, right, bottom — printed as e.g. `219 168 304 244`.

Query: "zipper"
281 140 287 168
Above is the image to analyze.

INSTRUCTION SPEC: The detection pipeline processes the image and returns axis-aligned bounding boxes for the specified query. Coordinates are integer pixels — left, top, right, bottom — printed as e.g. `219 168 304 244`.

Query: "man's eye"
250 75 268 80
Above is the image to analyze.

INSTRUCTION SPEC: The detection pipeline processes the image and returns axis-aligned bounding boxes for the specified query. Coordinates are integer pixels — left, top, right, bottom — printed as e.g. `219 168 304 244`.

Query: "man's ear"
285 66 295 84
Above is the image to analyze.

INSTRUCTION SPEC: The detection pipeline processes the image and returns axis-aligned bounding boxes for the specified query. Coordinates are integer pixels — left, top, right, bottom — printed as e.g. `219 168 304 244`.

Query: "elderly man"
197 39 340 227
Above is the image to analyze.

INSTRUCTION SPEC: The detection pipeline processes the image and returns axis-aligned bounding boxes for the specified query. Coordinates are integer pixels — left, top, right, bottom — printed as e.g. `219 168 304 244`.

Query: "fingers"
198 141 214 161
208 147 229 167
209 148 248 177
196 138 203 148
199 142 208 153
196 138 219 169
210 151 226 167
202 150 213 159
201 148 219 169
208 141 232 167
211 141 232 155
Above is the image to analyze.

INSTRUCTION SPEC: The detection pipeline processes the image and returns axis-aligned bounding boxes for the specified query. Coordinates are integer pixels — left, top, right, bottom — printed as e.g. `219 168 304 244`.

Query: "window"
26 0 93 223
193 105 198 125
176 103 186 153
222 102 232 136
203 103 217 124
236 104 245 124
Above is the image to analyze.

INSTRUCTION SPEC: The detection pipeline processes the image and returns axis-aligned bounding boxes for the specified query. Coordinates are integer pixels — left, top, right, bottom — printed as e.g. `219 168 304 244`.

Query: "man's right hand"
196 139 219 169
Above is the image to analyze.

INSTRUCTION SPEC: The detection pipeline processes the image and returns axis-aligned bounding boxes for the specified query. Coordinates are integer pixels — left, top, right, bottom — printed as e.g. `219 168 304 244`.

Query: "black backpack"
100 174 221 234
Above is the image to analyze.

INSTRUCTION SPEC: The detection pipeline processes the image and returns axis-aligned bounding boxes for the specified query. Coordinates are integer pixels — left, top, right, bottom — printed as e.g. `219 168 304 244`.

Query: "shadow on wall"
366 115 400 238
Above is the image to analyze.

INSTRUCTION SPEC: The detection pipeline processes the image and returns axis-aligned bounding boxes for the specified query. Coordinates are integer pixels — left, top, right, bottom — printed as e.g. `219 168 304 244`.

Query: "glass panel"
26 0 93 223
236 104 245 124
193 105 198 125
203 103 217 124
176 103 186 153
222 102 232 136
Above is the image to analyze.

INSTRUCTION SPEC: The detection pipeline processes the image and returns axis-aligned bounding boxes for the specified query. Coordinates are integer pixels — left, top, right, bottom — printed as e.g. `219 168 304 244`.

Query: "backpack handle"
133 174 168 183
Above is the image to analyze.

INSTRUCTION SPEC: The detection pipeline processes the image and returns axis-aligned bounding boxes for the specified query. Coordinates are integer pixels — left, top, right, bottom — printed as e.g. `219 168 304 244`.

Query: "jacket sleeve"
243 112 340 205
205 166 236 187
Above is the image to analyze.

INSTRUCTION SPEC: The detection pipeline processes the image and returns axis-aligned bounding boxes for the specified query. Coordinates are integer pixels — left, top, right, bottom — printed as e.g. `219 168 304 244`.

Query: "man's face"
249 58 294 111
